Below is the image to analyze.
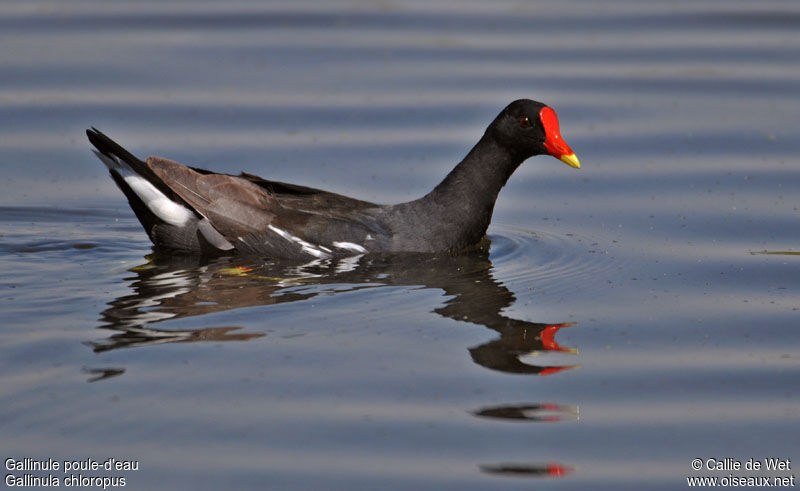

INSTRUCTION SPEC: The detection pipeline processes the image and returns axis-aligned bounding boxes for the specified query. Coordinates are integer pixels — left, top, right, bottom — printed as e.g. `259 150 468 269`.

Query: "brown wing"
145 157 383 254
238 171 379 216
146 156 277 238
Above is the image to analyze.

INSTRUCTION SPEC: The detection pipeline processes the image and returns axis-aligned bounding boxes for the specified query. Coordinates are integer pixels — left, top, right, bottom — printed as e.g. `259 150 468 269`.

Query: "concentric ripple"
488 224 618 294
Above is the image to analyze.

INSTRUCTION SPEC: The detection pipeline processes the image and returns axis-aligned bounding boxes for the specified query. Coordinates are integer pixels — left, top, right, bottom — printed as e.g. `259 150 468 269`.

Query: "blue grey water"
1 1 798 489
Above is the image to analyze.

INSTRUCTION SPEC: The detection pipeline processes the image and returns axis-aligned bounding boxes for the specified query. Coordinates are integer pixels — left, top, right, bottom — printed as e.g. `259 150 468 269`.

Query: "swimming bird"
87 99 579 258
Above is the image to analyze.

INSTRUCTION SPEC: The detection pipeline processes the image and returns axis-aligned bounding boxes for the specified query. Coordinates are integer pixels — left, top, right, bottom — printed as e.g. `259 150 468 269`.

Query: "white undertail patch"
97 151 194 227
123 175 194 227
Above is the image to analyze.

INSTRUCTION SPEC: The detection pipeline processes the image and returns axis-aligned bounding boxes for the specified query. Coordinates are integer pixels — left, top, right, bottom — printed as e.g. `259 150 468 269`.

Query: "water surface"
1 1 798 490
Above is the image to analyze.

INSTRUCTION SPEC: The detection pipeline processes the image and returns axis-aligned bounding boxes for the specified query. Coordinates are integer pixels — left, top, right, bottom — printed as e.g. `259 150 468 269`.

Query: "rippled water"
1 1 798 490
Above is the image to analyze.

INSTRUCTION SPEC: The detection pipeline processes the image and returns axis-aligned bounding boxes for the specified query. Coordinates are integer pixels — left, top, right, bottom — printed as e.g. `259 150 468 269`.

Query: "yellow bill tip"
559 153 580 169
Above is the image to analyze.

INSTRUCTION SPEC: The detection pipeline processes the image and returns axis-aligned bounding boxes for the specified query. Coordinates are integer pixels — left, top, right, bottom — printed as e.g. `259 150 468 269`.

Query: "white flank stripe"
333 241 368 253
268 224 331 259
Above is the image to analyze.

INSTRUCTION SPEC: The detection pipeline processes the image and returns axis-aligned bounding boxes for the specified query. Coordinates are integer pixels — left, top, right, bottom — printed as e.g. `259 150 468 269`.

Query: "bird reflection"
93 240 579 478
479 462 574 478
472 403 579 423
82 366 126 383
93 238 577 375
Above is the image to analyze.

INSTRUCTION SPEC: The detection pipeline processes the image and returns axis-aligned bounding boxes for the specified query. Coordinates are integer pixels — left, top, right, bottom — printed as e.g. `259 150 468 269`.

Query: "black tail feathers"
87 128 177 199
86 127 144 169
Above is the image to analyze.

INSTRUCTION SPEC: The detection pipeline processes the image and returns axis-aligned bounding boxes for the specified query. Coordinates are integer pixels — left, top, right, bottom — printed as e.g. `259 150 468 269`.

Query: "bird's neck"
403 132 527 249
429 132 523 206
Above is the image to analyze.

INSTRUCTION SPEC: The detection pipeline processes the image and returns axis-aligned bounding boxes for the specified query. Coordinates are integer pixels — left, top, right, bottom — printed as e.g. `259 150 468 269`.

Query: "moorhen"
88 99 579 258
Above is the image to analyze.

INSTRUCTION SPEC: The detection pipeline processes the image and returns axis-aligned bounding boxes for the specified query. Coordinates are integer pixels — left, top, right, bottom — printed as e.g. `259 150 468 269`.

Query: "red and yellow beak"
540 107 580 169
558 152 581 169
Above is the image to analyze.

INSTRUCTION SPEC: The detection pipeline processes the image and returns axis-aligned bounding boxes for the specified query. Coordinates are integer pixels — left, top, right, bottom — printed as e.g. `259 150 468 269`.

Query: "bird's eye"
519 117 532 129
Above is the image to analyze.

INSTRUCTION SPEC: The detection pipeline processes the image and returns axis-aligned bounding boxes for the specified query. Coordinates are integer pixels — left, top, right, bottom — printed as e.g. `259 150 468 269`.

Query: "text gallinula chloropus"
88 99 579 258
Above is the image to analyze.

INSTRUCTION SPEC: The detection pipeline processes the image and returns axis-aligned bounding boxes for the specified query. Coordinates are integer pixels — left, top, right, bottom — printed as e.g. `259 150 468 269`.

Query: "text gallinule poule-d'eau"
87 99 580 258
